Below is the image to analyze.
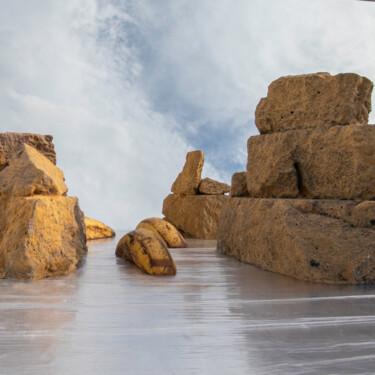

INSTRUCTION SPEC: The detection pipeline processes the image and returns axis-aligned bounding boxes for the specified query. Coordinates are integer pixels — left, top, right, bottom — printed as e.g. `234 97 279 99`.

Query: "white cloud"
1 0 375 228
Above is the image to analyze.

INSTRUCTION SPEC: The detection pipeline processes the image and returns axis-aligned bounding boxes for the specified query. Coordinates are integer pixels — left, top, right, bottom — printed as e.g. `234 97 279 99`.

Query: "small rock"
230 172 249 197
198 178 230 195
85 217 116 240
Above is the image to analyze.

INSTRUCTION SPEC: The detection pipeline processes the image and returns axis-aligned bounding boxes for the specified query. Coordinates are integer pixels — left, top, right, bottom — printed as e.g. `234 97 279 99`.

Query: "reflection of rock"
0 196 86 280
255 72 373 134
230 172 248 198
171 150 204 194
198 178 230 195
218 72 375 284
247 125 375 200
163 194 227 240
85 217 115 240
0 132 56 171
0 144 67 197
218 198 375 284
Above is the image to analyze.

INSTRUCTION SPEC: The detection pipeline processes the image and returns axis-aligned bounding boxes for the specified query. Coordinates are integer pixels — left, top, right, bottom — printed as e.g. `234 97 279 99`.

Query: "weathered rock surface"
0 144 68 197
171 150 204 194
0 196 87 280
230 172 249 197
217 198 375 284
198 177 230 195
163 194 228 240
85 217 115 240
255 73 373 134
247 124 375 200
0 132 56 171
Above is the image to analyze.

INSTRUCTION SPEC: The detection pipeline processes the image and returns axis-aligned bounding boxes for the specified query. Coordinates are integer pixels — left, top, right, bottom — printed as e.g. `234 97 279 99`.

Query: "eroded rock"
217 198 375 284
247 124 375 200
230 172 249 198
171 150 204 195
0 144 67 197
0 196 87 280
198 177 230 195
255 73 373 134
0 132 56 171
85 217 115 240
163 194 228 239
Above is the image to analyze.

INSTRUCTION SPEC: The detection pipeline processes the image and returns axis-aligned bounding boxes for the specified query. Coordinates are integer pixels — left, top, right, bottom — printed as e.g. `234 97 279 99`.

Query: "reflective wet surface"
1 231 375 375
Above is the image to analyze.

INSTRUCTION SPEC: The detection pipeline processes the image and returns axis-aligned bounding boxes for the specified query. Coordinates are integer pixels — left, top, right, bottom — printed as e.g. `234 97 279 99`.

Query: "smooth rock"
0 132 56 171
171 150 204 195
247 124 375 200
198 177 230 195
217 198 375 284
255 73 373 134
85 217 115 240
0 144 67 197
230 172 249 197
163 194 228 239
0 196 87 280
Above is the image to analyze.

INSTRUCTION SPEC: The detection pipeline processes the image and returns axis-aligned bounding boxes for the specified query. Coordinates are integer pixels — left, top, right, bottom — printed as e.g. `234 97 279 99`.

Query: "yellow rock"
0 144 67 197
136 217 188 248
85 217 115 240
115 228 176 276
0 196 87 280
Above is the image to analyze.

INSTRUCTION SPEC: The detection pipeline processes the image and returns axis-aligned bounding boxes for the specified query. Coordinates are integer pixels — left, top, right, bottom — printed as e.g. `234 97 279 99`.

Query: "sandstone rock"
230 172 249 197
171 150 204 194
198 177 230 195
85 217 115 240
163 194 228 239
217 198 375 284
255 73 373 134
0 144 68 197
247 124 375 200
0 132 56 171
0 196 87 280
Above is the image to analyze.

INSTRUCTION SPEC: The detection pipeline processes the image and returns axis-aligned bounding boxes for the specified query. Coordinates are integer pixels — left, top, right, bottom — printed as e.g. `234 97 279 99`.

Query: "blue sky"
1 0 375 228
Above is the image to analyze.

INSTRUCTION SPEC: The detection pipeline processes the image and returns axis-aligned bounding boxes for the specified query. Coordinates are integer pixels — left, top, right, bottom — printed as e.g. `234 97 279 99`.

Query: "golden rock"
85 217 115 240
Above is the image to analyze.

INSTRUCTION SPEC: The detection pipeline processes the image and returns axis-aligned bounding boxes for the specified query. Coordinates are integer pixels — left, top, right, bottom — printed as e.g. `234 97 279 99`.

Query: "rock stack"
163 150 230 239
217 72 375 284
0 135 87 280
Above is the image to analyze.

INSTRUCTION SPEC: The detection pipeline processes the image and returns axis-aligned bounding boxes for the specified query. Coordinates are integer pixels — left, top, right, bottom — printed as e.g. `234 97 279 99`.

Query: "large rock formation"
255 73 373 134
163 150 230 239
0 138 87 280
0 133 56 171
218 72 375 284
85 217 115 240
163 194 227 240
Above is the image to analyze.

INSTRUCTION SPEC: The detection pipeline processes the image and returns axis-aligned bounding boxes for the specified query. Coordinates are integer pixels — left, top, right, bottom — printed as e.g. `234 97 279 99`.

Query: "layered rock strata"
0 139 87 280
163 150 230 239
218 72 375 284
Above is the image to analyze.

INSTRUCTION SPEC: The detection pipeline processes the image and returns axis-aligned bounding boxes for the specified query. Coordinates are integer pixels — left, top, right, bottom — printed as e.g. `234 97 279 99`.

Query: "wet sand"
1 231 375 374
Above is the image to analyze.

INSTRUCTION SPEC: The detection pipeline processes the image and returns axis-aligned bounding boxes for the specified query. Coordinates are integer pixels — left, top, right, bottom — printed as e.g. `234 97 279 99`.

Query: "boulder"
230 172 249 197
198 177 230 195
217 198 375 284
0 132 56 171
163 194 228 239
255 73 373 134
247 124 375 200
0 144 68 197
0 196 87 280
85 217 116 240
171 150 204 194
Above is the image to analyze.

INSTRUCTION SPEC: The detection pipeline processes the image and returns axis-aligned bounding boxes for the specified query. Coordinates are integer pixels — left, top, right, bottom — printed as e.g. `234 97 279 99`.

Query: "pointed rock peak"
171 150 204 195
0 143 68 197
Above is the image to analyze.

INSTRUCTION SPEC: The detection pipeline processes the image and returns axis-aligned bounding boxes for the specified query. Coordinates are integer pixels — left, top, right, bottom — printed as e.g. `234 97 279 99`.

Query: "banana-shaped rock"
115 228 176 275
136 217 188 248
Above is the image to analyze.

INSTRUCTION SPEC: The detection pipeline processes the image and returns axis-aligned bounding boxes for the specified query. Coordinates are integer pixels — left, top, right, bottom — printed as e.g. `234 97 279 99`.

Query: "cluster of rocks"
0 133 87 280
163 150 230 239
217 72 375 284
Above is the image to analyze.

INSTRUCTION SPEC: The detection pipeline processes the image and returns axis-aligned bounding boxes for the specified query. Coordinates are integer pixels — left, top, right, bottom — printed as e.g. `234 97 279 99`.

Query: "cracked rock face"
217 198 375 284
255 72 373 134
247 125 375 200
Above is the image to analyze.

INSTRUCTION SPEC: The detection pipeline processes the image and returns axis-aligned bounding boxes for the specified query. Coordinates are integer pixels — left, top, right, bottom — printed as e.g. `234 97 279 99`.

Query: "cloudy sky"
1 0 375 229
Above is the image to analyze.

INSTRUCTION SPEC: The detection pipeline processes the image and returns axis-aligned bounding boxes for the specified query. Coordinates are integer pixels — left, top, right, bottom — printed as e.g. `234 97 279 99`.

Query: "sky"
1 0 375 229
